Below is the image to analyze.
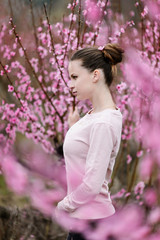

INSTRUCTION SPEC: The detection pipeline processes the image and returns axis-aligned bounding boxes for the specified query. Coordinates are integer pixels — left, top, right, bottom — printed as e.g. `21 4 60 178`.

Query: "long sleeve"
57 122 115 213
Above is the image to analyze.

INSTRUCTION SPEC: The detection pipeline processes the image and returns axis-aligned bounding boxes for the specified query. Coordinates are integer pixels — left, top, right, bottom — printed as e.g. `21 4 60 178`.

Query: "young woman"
56 44 124 240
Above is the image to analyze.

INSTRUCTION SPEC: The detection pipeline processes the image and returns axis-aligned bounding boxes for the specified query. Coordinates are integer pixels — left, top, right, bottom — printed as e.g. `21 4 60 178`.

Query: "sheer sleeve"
57 122 115 212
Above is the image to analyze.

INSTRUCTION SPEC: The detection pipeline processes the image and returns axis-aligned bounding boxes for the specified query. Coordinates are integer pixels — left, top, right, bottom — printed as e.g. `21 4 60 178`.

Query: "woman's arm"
57 122 115 213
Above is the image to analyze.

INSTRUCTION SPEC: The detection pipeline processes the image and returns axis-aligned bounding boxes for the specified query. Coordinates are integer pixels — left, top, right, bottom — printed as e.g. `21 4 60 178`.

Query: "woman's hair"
70 43 124 87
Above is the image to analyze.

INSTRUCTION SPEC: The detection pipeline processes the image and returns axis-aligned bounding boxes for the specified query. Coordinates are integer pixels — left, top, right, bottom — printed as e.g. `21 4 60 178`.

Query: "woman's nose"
69 80 74 89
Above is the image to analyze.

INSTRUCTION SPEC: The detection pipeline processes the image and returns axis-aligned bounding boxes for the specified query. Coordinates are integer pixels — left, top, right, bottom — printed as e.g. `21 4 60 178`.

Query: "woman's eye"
72 76 78 79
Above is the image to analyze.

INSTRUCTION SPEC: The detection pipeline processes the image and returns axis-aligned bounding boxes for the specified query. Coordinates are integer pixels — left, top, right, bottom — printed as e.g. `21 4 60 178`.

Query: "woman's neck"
90 86 116 113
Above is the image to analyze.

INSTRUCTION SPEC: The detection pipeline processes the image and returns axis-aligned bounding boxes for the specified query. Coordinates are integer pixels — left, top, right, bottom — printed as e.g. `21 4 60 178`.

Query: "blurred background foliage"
0 0 140 26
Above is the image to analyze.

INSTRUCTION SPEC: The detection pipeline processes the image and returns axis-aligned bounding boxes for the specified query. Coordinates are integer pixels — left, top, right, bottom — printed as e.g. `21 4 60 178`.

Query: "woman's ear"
92 69 100 83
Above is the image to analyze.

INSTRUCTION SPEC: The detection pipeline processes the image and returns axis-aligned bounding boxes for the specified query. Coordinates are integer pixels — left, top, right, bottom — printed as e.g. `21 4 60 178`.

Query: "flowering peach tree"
0 0 160 239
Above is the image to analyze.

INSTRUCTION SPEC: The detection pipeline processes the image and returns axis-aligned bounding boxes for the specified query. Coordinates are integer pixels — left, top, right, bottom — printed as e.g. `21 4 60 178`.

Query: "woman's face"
68 60 94 101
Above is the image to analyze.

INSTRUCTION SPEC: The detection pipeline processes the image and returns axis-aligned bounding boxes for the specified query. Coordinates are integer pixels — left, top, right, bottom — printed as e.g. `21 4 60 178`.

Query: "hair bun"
102 43 124 65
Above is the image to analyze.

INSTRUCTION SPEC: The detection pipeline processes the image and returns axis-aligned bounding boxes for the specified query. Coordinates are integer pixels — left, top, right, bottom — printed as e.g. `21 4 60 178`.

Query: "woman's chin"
75 93 88 101
76 95 85 101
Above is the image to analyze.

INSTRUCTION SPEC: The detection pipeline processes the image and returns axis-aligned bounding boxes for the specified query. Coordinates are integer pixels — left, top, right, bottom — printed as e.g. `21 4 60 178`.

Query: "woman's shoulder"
71 108 122 130
89 109 122 125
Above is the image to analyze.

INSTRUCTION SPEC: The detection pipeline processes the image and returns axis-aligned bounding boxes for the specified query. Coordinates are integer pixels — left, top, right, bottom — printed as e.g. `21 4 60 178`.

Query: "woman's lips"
72 91 77 95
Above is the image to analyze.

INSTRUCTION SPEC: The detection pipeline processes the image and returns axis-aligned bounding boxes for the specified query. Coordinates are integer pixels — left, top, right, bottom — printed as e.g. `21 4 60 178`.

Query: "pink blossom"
67 3 72 9
8 85 14 92
125 192 131 198
10 51 15 56
30 184 64 216
130 11 135 17
42 20 47 27
120 27 125 33
1 155 28 194
141 6 149 18
4 64 9 70
148 207 160 225
116 82 127 93
146 0 160 20
124 48 156 97
19 47 24 57
127 154 132 164
13 43 17 49
86 204 146 240
144 188 157 207
121 134 126 140
134 181 145 195
37 46 47 58
37 26 42 32
83 0 102 24
0 70 4 76
11 61 20 68
137 150 143 158
111 188 126 199
129 226 150 239
135 2 139 7
69 13 77 22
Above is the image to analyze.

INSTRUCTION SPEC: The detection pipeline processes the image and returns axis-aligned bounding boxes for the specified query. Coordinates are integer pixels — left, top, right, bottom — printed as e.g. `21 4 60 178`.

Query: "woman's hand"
68 106 80 128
